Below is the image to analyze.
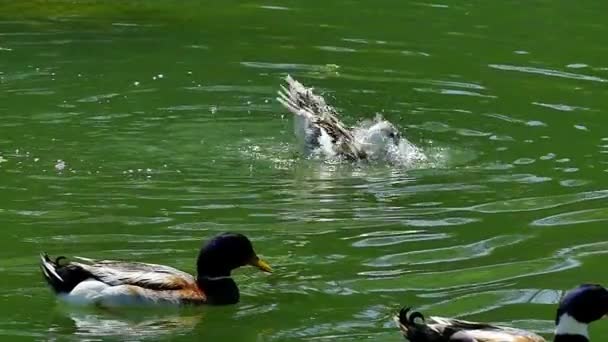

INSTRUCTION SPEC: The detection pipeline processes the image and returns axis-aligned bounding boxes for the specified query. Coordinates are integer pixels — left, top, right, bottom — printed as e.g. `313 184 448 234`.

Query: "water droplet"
526 120 546 127
55 160 66 171
514 158 535 165
540 153 556 160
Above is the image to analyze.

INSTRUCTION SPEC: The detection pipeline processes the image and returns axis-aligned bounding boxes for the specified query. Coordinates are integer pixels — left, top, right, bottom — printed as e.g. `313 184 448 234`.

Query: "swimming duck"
395 284 608 342
277 75 402 161
40 232 272 306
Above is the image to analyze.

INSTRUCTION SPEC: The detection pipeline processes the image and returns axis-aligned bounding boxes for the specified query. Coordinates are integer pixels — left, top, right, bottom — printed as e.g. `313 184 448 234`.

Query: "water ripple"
532 102 590 112
424 288 562 318
24 234 196 244
348 257 579 292
470 190 608 213
335 72 486 90
402 217 478 227
348 230 451 247
489 64 607 82
365 235 529 267
532 208 608 226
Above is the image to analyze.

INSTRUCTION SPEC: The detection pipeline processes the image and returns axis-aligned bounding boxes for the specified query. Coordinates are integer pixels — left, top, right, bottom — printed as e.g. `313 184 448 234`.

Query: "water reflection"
47 307 203 340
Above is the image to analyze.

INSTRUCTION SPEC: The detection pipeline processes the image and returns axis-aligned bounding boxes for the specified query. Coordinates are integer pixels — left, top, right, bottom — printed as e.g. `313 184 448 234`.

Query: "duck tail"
394 307 442 341
40 253 70 294
276 75 326 121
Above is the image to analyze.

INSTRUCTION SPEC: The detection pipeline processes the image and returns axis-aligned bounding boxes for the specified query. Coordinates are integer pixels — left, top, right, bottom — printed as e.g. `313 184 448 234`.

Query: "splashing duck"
395 284 608 342
277 75 405 162
40 233 272 306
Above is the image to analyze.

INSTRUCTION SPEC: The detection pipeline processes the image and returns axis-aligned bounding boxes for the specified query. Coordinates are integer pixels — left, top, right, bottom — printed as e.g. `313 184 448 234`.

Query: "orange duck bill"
249 256 272 273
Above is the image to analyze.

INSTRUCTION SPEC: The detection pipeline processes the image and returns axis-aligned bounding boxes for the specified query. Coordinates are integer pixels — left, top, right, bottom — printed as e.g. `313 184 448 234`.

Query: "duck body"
40 233 272 307
40 255 207 306
277 75 404 162
395 284 608 342
396 308 544 341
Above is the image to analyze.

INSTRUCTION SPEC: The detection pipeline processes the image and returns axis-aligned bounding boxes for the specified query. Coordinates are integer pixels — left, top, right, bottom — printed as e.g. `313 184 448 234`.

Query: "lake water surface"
1 1 608 340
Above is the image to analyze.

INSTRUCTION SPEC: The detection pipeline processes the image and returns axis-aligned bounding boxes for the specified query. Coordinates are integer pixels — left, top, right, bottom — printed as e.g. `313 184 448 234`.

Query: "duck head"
358 115 402 160
196 232 272 278
555 284 608 341
366 115 401 146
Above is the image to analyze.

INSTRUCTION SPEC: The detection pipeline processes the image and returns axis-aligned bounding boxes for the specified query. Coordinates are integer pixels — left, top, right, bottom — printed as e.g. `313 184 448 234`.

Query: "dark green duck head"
196 232 271 305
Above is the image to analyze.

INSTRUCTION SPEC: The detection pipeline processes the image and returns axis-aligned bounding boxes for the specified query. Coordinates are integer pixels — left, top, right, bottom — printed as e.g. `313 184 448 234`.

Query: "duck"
394 284 608 342
40 232 272 306
277 75 403 162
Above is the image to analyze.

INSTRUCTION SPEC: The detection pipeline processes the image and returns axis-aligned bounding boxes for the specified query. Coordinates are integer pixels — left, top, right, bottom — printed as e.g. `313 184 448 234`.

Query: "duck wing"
71 256 196 290
41 253 196 294
395 308 545 342
277 75 366 160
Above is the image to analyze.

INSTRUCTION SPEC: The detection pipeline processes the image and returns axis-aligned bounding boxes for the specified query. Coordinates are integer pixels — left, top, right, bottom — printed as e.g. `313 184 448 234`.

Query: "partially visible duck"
395 284 608 341
277 75 403 161
40 232 272 306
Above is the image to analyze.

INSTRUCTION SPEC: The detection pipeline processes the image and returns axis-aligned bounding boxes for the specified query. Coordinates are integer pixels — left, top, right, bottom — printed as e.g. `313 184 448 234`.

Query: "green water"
1 1 608 340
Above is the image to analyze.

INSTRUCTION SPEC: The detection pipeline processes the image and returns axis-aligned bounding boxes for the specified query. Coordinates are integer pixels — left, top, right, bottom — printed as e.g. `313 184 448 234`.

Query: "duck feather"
70 256 196 290
40 253 205 306
277 75 366 160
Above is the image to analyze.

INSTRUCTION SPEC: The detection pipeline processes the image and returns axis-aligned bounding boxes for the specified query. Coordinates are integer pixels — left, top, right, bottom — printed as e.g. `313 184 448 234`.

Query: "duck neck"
196 257 240 305
196 251 240 305
554 314 589 342
554 335 589 342
196 276 239 305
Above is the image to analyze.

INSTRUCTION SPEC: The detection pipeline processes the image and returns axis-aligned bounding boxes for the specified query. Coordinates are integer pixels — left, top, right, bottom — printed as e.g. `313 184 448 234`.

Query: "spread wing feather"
277 75 366 160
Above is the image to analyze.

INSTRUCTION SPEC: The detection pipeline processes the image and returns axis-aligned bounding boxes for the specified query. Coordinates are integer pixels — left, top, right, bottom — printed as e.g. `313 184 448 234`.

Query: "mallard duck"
277 75 402 161
40 232 272 306
395 284 608 342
